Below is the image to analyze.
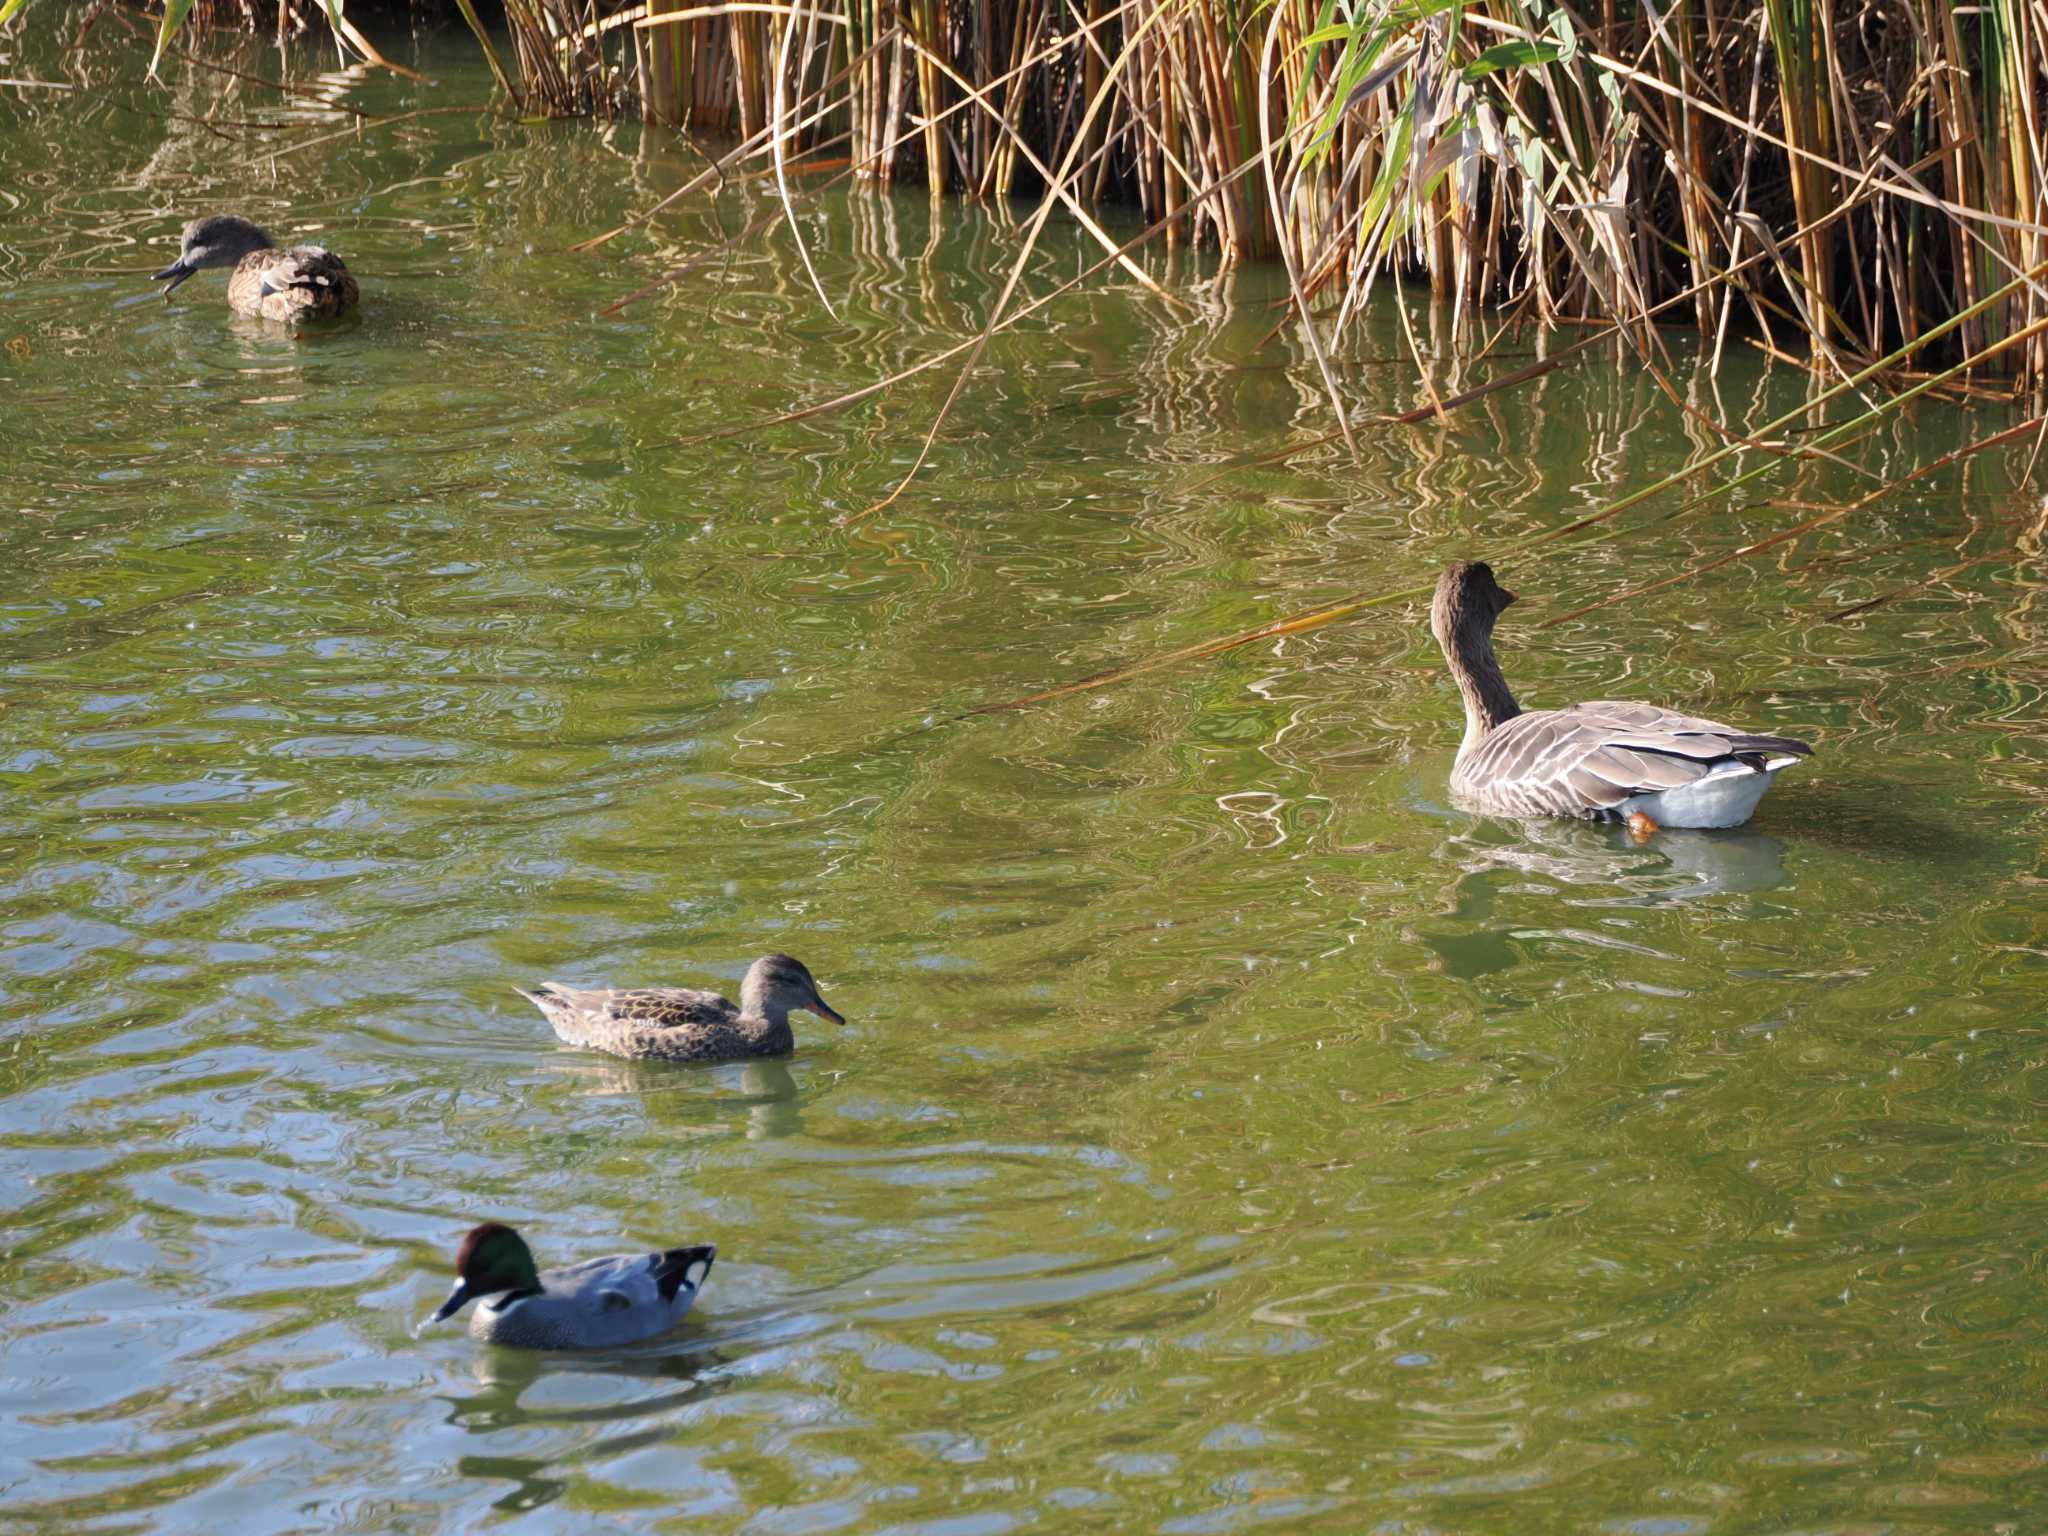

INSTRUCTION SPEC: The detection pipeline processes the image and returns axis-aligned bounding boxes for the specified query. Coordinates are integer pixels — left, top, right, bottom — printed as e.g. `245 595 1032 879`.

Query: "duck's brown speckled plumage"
517 953 846 1063
152 214 358 324
225 244 359 323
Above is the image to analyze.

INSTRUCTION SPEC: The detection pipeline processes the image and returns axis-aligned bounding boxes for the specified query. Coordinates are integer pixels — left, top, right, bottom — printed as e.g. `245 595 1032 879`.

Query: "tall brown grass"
70 0 2047 389
493 0 2048 394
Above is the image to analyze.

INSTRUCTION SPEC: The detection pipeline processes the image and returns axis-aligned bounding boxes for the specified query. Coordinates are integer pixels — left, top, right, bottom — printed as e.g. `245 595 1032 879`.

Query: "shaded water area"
5 29 2048 1534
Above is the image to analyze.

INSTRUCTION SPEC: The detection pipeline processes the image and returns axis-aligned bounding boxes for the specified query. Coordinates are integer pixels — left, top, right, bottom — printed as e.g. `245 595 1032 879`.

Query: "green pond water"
4 27 2048 1535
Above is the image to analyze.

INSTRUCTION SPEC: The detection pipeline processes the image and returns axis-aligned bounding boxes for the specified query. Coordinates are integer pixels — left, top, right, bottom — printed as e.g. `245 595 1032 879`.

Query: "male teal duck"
428 1223 715 1349
516 953 846 1063
151 214 359 323
1432 561 1813 829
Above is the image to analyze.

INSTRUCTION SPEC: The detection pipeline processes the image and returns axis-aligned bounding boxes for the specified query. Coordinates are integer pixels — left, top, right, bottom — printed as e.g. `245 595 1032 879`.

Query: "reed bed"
50 0 2046 390
438 0 2047 396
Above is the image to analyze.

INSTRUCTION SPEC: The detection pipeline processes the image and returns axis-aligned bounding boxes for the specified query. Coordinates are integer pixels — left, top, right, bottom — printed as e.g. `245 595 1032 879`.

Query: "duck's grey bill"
812 994 847 1027
153 262 193 297
430 1279 475 1323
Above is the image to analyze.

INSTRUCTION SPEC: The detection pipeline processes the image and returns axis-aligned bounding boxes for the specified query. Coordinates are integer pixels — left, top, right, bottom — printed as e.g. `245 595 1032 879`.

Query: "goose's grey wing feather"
1589 702 1810 759
1454 702 1811 818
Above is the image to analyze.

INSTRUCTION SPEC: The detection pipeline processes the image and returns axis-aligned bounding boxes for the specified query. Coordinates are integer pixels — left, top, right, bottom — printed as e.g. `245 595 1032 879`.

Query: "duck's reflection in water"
451 1328 727 1412
560 1055 807 1142
440 1330 736 1513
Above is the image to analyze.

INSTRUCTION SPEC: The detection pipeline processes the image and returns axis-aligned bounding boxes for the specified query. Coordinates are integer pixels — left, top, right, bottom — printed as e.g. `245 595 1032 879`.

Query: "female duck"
152 214 358 323
1431 561 1811 828
517 953 845 1063
428 1223 714 1349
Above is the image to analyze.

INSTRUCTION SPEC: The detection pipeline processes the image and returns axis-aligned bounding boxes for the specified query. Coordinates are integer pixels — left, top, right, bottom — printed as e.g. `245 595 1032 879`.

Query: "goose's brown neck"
1446 630 1521 747
1432 592 1522 757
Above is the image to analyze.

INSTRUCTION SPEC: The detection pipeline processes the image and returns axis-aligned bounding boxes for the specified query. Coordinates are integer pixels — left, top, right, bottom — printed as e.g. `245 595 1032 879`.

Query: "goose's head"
1430 560 1516 654
152 214 273 298
431 1223 542 1322
740 953 846 1027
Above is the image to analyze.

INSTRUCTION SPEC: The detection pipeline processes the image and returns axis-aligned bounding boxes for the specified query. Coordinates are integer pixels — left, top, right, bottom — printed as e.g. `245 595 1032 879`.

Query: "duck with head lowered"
152 214 358 324
1430 560 1812 829
427 1223 715 1349
517 953 846 1063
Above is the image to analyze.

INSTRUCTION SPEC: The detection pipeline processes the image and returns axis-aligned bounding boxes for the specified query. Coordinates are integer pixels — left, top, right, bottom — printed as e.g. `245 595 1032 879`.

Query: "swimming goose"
1431 561 1812 828
517 953 845 1063
152 214 359 323
428 1223 715 1349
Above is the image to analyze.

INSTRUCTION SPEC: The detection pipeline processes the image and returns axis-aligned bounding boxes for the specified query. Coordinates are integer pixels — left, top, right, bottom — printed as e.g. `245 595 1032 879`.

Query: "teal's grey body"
429 1224 715 1350
461 1247 715 1349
